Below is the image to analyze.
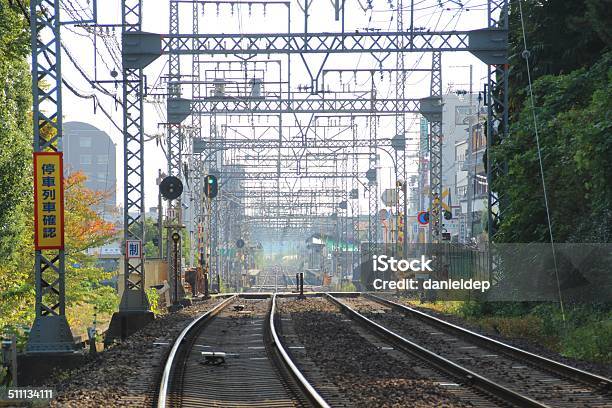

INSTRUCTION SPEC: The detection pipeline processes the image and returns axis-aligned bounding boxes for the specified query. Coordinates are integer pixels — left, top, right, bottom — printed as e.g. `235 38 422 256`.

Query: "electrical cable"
518 0 565 322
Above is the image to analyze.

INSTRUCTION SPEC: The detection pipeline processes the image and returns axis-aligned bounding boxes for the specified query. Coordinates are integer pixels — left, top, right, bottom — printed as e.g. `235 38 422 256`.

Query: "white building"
440 93 483 242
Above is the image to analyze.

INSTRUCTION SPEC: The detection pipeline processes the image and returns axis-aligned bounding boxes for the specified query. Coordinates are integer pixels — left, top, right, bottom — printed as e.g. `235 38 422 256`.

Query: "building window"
471 125 486 152
97 155 108 165
455 106 472 125
456 185 467 199
97 172 107 182
474 174 488 196
79 136 92 148
80 154 92 165
455 146 466 163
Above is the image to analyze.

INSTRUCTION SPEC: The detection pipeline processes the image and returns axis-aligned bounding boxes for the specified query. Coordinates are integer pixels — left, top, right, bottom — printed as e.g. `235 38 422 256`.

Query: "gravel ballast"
46 298 223 408
278 297 475 408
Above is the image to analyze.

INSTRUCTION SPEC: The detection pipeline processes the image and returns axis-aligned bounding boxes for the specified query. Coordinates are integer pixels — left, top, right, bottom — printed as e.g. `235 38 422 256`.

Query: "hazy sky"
57 0 491 212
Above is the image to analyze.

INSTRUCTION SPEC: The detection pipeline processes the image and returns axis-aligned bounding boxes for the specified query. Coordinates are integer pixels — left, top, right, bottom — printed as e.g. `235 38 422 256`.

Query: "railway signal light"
204 175 218 198
159 176 183 200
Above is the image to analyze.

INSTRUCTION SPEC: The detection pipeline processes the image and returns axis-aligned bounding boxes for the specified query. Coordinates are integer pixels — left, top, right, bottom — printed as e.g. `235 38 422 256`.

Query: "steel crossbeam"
213 171 362 179
228 189 345 198
123 28 506 70
167 97 423 121
155 29 506 56
191 138 402 149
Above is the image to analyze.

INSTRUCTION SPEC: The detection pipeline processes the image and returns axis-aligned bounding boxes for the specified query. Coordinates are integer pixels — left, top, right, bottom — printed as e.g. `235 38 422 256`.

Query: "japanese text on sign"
126 240 143 259
34 153 64 249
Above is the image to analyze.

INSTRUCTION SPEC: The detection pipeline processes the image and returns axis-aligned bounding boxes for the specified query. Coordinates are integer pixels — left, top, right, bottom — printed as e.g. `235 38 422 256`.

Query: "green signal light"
204 175 218 199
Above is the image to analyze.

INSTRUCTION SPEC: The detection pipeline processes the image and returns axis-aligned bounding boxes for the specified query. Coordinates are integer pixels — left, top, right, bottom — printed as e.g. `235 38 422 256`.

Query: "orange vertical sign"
34 152 65 250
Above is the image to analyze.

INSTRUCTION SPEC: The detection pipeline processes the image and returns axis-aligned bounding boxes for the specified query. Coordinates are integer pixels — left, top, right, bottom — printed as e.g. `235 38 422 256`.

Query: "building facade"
409 93 486 243
441 93 487 243
62 121 117 212
62 121 120 275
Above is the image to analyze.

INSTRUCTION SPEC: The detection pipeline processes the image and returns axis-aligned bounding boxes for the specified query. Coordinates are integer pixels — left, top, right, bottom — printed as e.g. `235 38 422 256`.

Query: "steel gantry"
486 0 510 278
118 0 149 311
428 52 443 243
167 97 425 120
105 0 154 345
187 138 416 150
118 0 509 293
190 0 204 273
395 0 406 256
148 29 505 55
367 115 379 259
27 0 75 353
166 0 186 302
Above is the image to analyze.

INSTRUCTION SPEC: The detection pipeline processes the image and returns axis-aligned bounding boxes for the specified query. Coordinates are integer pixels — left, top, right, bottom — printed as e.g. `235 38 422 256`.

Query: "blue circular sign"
417 211 429 225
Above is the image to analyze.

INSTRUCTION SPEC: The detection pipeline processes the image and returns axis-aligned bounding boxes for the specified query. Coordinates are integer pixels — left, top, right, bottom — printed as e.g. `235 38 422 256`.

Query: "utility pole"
106 0 153 346
486 0 510 277
167 0 186 304
157 170 164 259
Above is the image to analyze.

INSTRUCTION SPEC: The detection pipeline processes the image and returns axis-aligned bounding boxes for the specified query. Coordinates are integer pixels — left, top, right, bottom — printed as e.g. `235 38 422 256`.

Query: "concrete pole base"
104 311 155 347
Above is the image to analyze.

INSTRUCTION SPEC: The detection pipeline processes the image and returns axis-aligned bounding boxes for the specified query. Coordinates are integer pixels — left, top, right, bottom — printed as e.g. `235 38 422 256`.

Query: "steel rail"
156 295 236 408
366 293 612 391
269 294 331 408
326 294 549 408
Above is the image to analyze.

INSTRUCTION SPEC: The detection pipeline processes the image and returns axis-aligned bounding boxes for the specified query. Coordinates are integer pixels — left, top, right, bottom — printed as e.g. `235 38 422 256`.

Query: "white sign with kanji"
126 240 143 259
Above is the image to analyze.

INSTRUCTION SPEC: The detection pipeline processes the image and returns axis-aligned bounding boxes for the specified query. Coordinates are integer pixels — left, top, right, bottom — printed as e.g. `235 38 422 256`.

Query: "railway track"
250 266 293 292
329 293 612 408
276 295 497 407
153 292 610 407
156 294 328 408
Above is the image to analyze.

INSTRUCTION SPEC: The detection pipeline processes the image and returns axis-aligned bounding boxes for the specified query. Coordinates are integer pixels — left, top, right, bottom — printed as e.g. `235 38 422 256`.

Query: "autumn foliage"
0 170 119 335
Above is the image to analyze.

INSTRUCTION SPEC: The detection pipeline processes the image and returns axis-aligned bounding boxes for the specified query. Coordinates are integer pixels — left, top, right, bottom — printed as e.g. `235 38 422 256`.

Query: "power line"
518 0 565 322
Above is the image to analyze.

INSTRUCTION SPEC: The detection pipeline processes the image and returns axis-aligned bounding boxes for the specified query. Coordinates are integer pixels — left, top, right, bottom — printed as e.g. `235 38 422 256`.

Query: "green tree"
0 172 119 334
491 1 611 243
507 0 609 112
493 52 611 242
0 0 31 260
144 216 162 258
